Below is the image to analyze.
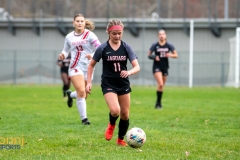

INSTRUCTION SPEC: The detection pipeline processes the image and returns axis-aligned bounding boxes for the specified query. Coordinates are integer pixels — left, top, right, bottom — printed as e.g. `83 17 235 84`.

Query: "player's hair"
106 19 124 33
85 19 95 31
73 14 95 31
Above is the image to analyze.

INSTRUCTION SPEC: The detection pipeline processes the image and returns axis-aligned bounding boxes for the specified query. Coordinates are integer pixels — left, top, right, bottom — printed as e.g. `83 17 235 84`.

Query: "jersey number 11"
114 62 121 72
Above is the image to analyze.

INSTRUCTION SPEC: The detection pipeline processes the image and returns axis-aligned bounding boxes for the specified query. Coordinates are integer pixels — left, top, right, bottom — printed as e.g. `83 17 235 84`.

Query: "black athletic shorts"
101 77 131 95
152 63 168 76
60 67 68 74
102 86 132 95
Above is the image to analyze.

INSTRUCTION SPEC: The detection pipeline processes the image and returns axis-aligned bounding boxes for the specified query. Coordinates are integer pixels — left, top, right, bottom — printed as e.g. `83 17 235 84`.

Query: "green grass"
0 85 239 160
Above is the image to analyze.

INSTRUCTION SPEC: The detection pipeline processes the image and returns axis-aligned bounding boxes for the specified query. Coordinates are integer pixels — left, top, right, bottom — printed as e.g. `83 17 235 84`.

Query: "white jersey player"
58 14 100 125
62 29 100 78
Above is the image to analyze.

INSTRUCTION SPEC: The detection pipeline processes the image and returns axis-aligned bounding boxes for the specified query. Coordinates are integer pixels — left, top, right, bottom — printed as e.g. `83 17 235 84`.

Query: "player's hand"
166 53 171 57
58 53 65 60
86 83 92 94
57 63 63 67
120 70 131 78
156 56 160 61
85 54 92 60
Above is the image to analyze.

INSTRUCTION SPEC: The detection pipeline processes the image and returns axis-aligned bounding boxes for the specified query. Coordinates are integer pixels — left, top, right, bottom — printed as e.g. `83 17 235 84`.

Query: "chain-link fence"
0 49 230 86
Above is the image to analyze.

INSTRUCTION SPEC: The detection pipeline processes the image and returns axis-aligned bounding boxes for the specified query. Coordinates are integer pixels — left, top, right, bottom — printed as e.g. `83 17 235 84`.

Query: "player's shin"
76 98 90 124
109 112 119 125
118 119 129 140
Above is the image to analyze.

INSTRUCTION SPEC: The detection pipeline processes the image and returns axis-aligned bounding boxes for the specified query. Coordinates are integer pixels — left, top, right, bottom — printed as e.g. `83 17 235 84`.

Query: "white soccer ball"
125 127 146 148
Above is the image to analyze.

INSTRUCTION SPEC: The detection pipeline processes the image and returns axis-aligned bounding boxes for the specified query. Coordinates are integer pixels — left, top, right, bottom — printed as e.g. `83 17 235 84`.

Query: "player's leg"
154 71 164 109
163 76 168 86
70 69 90 125
103 92 120 141
84 80 88 99
84 70 90 99
116 93 130 146
68 70 91 100
66 74 71 89
159 69 169 108
69 91 77 99
61 72 69 98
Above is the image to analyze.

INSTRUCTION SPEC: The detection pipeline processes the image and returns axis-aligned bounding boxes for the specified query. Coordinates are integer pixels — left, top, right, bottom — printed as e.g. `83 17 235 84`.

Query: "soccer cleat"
66 90 73 108
82 118 91 125
155 103 162 109
116 138 128 146
83 121 90 125
105 123 116 140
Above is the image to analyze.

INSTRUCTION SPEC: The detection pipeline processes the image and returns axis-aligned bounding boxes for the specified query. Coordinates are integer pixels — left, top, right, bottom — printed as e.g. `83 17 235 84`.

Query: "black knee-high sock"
118 119 129 140
62 84 69 97
156 91 163 105
109 112 119 125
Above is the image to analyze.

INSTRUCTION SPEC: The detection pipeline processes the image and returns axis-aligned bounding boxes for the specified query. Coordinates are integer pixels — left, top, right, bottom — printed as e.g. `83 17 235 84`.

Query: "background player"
148 29 178 109
86 19 140 146
57 55 71 98
58 14 101 125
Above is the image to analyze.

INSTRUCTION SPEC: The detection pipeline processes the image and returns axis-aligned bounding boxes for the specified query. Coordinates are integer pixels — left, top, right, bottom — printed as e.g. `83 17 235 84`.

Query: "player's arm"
121 43 140 78
85 54 93 60
59 38 70 60
167 50 178 58
86 34 101 60
148 43 160 61
120 59 140 78
148 50 156 60
56 60 63 67
129 59 140 75
166 44 178 58
86 59 97 94
148 50 160 61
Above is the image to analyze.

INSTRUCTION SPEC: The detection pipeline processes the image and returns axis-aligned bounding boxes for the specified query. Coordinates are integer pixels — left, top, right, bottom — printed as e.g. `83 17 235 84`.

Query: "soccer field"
0 85 239 159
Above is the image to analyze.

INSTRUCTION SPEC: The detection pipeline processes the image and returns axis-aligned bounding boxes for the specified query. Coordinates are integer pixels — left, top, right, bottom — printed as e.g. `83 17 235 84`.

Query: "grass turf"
0 85 239 159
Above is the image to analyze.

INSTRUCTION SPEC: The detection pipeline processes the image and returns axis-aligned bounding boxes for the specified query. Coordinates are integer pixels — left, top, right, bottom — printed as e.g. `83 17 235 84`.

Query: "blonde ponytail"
85 19 95 31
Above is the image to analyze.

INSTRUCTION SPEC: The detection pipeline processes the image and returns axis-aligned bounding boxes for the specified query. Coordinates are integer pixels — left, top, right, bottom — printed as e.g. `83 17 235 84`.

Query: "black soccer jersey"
93 41 137 89
149 42 175 68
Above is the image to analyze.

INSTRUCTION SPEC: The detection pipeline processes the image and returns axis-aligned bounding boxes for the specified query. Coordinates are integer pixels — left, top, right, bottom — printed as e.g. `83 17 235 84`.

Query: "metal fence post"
13 51 17 84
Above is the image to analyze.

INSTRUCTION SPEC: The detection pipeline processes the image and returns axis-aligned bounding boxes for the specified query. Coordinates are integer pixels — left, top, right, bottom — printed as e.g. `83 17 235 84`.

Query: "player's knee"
120 108 129 119
120 112 129 120
111 108 120 117
157 83 164 90
76 89 85 98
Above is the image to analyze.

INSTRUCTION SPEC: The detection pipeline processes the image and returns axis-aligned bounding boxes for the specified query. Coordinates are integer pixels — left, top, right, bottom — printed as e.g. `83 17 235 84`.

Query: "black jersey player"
86 19 140 146
148 29 178 109
57 55 71 98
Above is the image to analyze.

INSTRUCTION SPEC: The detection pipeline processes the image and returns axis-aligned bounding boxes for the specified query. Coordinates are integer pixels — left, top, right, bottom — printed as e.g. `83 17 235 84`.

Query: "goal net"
226 28 240 88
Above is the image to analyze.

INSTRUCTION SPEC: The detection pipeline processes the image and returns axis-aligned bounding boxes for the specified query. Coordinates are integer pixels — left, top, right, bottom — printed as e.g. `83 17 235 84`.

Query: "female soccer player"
148 29 178 109
59 14 101 125
86 19 140 146
57 55 71 98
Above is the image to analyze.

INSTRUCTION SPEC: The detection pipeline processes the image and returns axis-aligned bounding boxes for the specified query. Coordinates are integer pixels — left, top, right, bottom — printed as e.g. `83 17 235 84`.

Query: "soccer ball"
125 127 146 148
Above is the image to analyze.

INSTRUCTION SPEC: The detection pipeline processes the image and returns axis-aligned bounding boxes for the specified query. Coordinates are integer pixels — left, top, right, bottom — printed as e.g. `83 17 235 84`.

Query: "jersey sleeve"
92 42 108 62
149 42 157 52
61 37 71 59
92 46 103 62
168 43 175 52
89 32 101 51
124 42 138 62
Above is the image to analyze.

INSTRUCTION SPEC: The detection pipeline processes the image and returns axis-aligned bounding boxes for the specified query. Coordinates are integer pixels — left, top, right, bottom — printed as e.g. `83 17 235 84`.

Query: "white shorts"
68 67 93 81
